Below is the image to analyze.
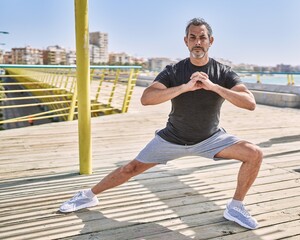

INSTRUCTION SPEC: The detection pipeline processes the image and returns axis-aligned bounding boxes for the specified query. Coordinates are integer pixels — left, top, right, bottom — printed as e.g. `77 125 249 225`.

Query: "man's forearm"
141 84 187 105
212 84 256 110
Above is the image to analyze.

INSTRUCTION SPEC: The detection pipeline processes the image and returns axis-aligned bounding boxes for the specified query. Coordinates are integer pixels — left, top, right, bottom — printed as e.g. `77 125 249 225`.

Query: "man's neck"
190 55 210 66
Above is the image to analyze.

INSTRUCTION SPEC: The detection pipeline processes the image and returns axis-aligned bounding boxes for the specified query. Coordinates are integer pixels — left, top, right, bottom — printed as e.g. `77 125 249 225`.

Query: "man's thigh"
135 133 187 164
215 140 261 162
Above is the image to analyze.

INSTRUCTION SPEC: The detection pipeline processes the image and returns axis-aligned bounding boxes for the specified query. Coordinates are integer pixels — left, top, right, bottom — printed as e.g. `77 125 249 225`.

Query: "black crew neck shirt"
154 58 241 145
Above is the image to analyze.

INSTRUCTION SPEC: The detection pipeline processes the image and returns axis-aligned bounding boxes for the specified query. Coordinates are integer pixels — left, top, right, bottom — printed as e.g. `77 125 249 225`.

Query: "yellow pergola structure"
74 0 92 174
0 0 140 175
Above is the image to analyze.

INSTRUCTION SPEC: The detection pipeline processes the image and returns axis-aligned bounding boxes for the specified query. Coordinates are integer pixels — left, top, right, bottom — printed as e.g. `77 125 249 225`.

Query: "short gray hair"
185 18 213 37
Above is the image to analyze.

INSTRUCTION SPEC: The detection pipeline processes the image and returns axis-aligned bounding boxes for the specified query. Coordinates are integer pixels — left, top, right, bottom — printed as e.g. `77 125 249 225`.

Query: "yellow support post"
64 69 72 89
122 69 138 113
68 84 77 121
75 0 92 175
50 73 56 86
95 69 106 102
58 72 65 88
107 69 120 108
291 74 295 85
256 74 261 83
287 74 291 85
70 75 76 92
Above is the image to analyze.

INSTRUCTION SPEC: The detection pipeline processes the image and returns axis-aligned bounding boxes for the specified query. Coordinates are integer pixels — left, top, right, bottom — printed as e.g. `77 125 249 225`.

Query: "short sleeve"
224 69 242 89
154 65 174 88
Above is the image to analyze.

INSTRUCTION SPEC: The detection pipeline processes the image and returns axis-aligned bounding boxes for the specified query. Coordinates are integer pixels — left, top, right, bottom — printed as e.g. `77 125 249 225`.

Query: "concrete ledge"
244 82 300 95
245 83 300 108
136 79 152 87
251 90 300 108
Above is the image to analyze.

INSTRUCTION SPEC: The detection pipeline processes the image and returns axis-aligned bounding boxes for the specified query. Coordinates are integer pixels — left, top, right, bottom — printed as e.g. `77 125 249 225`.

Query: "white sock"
229 199 243 208
85 189 95 199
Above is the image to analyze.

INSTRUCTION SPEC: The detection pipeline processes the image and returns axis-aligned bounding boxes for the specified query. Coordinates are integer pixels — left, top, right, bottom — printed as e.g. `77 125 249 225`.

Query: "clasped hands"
187 71 215 91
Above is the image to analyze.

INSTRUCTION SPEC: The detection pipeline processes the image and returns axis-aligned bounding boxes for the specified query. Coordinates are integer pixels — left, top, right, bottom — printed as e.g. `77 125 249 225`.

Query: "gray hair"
185 18 213 37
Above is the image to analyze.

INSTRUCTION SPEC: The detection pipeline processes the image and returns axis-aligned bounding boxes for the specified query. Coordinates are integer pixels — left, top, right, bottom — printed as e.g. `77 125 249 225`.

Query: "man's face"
184 25 213 59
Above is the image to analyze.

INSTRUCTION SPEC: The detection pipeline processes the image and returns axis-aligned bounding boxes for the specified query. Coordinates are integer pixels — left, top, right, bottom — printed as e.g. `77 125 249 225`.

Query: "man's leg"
215 140 263 201
215 140 263 229
91 160 158 194
59 160 157 212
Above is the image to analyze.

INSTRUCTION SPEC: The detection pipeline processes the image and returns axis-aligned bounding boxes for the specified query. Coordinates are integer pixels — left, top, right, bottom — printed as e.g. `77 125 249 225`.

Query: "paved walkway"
0 86 300 239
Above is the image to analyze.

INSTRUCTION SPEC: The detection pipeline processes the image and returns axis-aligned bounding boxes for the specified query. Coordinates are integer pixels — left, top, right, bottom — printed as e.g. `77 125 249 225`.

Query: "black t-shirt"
154 58 241 145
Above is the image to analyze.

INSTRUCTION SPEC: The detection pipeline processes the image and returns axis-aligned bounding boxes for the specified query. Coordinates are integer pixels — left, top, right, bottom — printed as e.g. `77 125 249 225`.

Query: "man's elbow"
247 101 256 111
245 93 256 111
140 98 147 106
140 96 151 106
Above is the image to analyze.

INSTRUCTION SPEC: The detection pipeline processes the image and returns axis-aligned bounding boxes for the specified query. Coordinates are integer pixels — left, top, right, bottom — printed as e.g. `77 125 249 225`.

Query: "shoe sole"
59 198 99 213
223 208 258 230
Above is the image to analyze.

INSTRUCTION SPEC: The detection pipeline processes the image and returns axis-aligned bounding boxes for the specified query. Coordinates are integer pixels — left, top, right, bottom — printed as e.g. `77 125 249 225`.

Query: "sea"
139 72 300 86
239 74 300 86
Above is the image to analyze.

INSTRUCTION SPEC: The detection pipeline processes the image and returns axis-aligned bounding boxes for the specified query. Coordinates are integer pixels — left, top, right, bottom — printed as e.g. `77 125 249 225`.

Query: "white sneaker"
59 190 99 213
224 203 258 229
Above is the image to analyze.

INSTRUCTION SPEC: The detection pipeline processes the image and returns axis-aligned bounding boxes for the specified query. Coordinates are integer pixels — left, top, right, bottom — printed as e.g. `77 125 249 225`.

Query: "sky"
0 0 300 66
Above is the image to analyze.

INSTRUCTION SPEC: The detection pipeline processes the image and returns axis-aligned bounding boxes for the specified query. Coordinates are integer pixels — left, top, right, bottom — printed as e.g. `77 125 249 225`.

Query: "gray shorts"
135 128 240 164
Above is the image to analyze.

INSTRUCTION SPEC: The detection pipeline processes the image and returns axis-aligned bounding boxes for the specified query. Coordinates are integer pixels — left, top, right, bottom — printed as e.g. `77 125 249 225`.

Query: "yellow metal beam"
75 0 92 174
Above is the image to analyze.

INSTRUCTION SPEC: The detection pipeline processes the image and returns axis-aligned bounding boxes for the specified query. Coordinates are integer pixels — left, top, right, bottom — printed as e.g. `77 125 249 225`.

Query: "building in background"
148 57 175 72
89 32 108 63
3 51 12 64
66 50 76 65
109 52 132 65
215 58 233 67
275 64 292 73
89 45 102 64
43 45 66 65
11 46 43 64
0 50 3 64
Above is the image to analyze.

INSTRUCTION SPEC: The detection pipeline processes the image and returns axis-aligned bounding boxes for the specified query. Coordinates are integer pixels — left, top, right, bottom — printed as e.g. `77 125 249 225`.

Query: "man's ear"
184 36 188 46
209 36 214 46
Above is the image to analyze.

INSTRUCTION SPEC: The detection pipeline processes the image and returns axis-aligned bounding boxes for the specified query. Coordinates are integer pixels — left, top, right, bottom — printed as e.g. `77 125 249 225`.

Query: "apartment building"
148 57 175 71
0 50 3 64
66 50 76 65
109 52 132 65
3 51 12 64
43 45 66 65
89 32 108 63
11 46 43 64
90 45 102 64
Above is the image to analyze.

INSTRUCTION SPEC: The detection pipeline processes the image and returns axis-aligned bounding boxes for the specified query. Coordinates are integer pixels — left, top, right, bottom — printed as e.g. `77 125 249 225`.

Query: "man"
59 18 263 230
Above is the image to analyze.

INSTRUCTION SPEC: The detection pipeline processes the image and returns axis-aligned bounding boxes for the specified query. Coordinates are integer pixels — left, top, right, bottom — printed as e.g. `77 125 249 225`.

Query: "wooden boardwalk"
0 86 300 240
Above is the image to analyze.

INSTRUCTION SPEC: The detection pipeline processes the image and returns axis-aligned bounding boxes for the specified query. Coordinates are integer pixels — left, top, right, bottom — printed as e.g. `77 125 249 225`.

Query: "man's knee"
249 144 263 166
119 160 154 176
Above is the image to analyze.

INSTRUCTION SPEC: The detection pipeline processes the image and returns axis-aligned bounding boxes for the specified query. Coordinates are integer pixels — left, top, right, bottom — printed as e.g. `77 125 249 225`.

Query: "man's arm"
141 82 185 105
213 84 256 110
141 79 202 105
191 71 256 110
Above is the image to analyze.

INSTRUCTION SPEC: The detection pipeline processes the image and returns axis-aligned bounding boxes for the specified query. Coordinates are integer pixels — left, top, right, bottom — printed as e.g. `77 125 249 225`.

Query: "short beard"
190 47 208 59
191 51 206 59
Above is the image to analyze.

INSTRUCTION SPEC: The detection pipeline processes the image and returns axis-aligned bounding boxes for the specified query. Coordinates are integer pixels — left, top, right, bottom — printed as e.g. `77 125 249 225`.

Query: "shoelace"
233 206 251 218
69 191 84 203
